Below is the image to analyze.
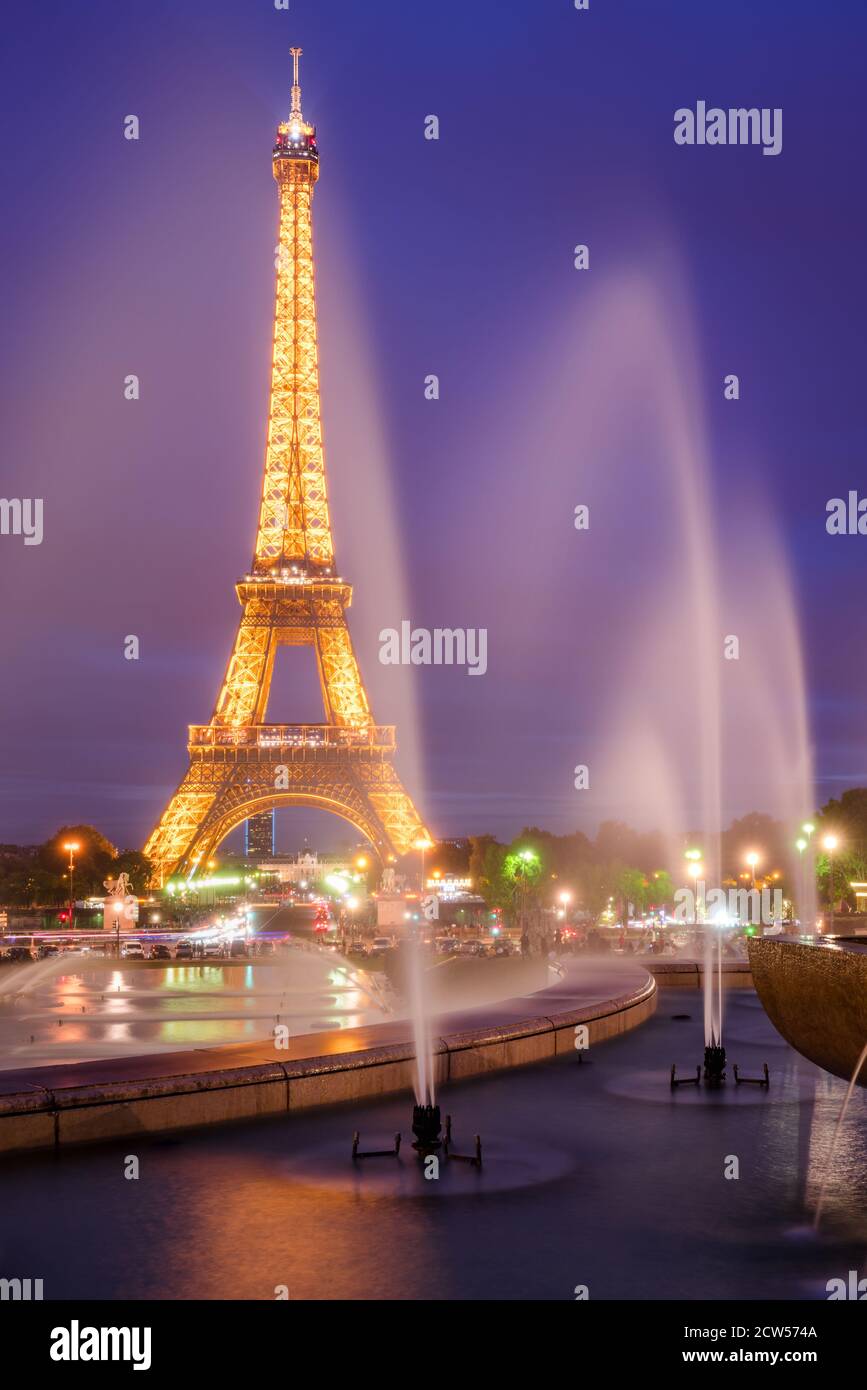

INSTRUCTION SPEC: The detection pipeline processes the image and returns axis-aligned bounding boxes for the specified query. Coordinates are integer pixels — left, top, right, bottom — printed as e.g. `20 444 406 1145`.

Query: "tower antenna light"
290 46 303 121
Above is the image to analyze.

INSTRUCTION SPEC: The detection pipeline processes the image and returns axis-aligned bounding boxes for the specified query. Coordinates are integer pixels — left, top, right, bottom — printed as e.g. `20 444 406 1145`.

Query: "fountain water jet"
406 933 435 1107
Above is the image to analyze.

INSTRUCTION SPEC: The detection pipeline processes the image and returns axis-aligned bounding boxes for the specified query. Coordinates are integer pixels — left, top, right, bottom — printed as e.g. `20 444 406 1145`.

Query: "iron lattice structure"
145 53 429 884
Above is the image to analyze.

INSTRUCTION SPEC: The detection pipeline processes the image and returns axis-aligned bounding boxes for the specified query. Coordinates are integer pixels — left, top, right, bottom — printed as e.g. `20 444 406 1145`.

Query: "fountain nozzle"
411 1103 442 1154
703 1044 726 1085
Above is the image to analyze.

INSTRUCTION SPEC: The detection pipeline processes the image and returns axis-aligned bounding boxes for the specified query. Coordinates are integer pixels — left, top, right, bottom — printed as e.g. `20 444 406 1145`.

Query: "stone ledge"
647 961 753 988
0 963 656 1154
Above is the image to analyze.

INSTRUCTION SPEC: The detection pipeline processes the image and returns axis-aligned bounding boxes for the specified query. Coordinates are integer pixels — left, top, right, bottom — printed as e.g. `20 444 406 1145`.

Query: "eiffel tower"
145 51 429 884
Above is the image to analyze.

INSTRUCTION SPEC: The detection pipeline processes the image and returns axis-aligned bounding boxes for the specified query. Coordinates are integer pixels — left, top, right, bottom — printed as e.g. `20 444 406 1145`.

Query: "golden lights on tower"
144 53 428 885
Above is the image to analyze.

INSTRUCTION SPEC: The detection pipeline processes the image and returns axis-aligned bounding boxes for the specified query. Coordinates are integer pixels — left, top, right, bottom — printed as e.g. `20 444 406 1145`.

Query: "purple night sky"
2 0 866 853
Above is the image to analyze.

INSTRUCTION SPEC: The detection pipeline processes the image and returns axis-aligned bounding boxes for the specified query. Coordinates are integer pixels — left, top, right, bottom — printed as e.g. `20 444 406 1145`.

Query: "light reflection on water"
1 991 864 1300
0 955 387 1069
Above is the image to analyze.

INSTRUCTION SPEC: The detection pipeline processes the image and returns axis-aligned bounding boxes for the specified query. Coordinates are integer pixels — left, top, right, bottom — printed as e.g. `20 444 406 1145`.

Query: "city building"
244 811 275 858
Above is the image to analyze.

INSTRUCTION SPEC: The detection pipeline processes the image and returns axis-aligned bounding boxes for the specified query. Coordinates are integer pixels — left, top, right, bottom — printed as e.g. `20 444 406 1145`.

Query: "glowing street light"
822 833 840 934
745 851 761 892
793 837 810 925
414 836 434 893
688 860 705 925
62 841 80 929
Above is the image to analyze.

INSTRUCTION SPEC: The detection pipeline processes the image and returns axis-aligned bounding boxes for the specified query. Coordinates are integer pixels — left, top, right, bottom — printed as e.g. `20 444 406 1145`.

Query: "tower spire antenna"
290 46 303 122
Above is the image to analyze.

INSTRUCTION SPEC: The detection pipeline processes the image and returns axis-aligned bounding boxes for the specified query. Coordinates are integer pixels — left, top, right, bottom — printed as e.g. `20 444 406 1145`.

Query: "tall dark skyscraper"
244 810 275 859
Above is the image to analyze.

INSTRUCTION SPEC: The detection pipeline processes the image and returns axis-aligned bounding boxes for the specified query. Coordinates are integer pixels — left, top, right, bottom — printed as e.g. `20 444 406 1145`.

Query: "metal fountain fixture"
352 1108 482 1167
703 1043 727 1085
411 1103 442 1154
672 1041 769 1090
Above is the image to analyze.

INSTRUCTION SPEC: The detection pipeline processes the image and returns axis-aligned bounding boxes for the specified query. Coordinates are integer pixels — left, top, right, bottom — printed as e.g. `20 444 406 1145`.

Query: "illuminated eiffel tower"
145 51 429 884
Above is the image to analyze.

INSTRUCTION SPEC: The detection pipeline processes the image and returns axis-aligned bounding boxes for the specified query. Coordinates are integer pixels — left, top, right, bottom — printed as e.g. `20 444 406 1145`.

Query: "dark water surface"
1 990 865 1300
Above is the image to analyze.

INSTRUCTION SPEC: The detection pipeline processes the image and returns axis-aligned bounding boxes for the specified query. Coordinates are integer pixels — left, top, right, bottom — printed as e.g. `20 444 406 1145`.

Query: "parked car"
175 941 194 960
149 944 172 960
369 937 394 954
6 946 33 962
435 936 460 955
121 939 145 958
254 939 276 956
229 938 248 958
37 943 60 958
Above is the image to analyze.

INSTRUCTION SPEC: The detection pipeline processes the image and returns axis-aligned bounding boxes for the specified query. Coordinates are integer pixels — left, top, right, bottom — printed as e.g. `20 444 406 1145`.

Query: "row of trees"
8 787 867 918
454 792 867 920
0 827 151 908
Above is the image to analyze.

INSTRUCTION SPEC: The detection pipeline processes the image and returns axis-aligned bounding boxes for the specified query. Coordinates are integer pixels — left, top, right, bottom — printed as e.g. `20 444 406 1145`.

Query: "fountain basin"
748 936 867 1085
0 960 655 1154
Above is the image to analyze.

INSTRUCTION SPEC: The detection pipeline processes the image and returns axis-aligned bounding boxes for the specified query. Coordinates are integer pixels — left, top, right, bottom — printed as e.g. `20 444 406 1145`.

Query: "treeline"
8 786 867 914
434 790 867 914
0 826 151 908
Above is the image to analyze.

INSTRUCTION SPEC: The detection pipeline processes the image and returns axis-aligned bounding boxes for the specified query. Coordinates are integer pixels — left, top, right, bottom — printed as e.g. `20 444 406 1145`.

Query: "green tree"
617 867 649 916
647 869 674 908
39 826 118 897
579 861 623 917
816 847 867 913
469 836 509 908
1 866 64 907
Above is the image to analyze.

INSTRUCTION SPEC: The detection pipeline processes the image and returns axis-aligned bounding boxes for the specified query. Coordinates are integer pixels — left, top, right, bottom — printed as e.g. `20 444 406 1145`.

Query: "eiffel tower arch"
145 52 429 884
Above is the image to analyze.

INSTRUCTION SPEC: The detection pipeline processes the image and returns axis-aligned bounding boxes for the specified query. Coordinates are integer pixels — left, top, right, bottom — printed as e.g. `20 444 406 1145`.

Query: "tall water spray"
479 257 817 1028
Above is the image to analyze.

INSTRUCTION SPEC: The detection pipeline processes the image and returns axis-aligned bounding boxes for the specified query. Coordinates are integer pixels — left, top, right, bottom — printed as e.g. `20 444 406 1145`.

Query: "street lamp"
63 841 80 930
683 850 702 928
795 838 807 924
745 851 761 891
558 889 572 929
822 833 839 934
414 837 434 895
688 860 705 924
513 849 539 944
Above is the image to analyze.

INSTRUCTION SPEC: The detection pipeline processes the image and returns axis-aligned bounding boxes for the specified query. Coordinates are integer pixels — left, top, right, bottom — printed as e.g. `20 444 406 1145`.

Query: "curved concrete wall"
646 960 752 988
0 964 655 1154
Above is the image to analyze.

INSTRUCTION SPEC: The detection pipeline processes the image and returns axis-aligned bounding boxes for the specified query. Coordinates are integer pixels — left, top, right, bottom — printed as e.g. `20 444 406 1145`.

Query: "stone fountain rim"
0 960 664 1152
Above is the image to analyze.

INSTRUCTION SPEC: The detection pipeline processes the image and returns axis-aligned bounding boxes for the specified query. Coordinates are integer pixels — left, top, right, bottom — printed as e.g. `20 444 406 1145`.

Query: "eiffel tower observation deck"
144 52 429 885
